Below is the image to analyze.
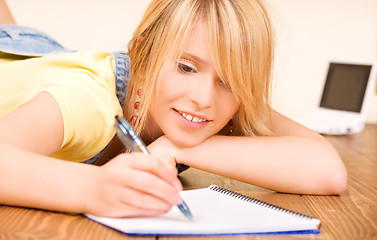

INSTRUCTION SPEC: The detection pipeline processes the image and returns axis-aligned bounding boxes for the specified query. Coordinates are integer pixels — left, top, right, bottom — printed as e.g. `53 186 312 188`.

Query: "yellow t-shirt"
0 50 123 162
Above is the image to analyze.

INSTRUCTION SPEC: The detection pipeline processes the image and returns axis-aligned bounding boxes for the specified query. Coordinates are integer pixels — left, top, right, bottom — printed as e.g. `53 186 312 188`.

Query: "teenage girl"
0 0 347 218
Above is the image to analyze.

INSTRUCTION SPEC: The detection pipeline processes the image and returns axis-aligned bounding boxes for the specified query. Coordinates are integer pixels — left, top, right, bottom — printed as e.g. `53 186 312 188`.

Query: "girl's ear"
135 36 144 48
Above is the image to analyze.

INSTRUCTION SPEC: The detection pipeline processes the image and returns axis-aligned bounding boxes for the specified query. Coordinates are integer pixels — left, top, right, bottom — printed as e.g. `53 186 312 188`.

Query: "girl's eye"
177 63 197 74
219 78 230 88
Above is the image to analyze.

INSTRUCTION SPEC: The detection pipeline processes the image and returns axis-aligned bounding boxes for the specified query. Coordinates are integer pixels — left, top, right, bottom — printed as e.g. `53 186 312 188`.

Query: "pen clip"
114 116 149 154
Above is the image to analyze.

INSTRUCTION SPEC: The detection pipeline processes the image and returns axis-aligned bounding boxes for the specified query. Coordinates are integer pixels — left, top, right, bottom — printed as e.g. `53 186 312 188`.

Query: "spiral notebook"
86 185 321 236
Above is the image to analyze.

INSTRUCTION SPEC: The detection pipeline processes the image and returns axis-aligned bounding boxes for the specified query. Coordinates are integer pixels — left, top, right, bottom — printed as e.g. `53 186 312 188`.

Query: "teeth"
192 117 200 122
179 111 206 123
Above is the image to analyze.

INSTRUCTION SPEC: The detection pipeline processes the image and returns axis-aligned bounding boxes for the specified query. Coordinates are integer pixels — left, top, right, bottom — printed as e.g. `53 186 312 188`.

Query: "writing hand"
84 152 183 218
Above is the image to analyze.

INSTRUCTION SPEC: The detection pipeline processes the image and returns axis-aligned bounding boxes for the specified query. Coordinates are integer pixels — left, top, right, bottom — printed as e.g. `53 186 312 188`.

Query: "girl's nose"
188 75 216 109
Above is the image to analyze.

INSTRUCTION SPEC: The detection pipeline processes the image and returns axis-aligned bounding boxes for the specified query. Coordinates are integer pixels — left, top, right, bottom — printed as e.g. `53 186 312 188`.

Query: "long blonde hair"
127 0 275 136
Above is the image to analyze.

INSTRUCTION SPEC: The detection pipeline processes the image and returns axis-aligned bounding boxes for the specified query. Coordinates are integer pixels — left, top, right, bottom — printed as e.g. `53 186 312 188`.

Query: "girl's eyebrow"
180 51 209 66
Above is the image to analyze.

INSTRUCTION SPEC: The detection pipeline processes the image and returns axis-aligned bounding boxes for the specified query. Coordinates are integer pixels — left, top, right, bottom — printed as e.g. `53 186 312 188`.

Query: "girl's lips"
177 110 208 123
174 109 210 129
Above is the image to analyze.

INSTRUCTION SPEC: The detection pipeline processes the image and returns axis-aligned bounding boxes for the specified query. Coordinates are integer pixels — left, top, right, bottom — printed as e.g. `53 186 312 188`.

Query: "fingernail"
173 194 182 205
172 179 183 191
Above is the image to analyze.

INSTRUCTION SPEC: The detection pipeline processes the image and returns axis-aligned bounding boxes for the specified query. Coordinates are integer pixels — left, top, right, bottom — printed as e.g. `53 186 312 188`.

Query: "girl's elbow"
320 160 348 195
319 146 348 195
325 169 348 195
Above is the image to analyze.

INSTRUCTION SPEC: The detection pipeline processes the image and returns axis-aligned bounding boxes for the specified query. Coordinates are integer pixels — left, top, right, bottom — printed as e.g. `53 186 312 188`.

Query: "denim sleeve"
0 25 73 57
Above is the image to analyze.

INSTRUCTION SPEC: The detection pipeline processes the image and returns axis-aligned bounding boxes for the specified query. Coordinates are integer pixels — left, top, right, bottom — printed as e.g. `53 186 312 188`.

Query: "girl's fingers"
121 153 183 192
117 185 173 212
122 167 182 206
95 153 183 218
126 153 178 182
104 204 171 218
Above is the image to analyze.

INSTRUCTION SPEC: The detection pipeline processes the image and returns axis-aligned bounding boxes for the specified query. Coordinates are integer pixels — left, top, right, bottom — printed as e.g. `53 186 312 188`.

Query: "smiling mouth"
177 110 208 123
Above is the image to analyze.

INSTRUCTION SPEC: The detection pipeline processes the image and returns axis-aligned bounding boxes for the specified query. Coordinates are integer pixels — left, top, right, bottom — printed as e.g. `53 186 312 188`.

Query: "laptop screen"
320 63 372 113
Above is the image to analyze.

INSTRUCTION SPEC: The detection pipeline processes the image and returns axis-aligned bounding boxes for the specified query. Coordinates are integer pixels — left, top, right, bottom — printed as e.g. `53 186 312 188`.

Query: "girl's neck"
122 107 163 145
140 113 164 145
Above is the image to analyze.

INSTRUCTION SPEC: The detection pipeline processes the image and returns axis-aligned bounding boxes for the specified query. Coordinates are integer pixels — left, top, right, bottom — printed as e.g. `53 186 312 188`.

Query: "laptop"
297 59 377 135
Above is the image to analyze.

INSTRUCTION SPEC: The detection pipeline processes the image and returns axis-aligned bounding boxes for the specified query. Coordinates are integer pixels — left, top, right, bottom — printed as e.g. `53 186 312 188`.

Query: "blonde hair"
127 0 275 136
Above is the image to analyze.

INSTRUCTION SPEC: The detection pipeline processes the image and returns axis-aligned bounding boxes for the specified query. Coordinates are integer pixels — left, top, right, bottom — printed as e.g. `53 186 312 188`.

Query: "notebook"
297 60 377 135
86 185 321 236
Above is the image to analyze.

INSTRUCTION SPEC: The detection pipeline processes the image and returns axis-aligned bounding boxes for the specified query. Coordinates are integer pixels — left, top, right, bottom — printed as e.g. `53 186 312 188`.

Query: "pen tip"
178 201 193 221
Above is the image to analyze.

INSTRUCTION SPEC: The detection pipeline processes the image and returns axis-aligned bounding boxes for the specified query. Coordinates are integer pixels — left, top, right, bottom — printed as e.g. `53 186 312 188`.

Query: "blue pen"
114 115 193 220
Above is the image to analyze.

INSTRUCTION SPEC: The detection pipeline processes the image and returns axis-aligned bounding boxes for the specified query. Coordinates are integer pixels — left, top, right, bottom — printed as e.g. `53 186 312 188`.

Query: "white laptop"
297 59 377 135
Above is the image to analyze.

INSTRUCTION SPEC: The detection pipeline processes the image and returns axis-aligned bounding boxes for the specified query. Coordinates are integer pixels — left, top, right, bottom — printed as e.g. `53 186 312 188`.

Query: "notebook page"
86 185 320 235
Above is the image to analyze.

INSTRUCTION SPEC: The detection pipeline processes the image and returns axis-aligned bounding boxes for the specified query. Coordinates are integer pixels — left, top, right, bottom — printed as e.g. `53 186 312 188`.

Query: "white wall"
6 0 150 51
6 0 377 123
269 0 377 123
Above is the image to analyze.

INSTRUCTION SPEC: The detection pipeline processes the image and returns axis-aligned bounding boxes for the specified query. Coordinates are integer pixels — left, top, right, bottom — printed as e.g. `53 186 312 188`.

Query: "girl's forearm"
0 141 97 213
0 141 183 217
177 135 347 195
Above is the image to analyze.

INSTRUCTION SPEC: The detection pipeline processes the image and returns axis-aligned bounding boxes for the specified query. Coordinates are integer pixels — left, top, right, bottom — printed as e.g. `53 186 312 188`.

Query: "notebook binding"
209 185 313 220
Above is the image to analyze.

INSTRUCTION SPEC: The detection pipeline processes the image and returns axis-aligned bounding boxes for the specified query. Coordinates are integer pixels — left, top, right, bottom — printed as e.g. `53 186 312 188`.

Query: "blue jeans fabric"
0 25 129 164
0 25 74 56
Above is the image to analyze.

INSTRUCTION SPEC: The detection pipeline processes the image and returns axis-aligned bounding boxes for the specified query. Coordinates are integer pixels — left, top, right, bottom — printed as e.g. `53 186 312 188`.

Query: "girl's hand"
84 152 183 218
147 135 181 168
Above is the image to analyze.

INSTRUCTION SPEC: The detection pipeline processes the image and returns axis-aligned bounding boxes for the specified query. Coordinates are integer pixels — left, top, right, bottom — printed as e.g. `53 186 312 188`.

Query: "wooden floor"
0 124 376 240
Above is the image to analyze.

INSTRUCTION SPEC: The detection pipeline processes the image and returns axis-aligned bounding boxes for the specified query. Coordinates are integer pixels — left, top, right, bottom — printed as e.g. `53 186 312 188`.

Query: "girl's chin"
168 135 208 148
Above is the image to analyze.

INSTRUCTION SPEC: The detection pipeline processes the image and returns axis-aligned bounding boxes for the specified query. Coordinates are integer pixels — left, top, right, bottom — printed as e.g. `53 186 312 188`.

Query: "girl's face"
148 21 240 147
